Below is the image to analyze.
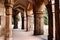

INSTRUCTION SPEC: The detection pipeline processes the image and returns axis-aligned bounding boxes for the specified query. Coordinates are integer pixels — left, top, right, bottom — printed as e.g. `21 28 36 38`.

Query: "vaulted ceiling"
13 0 33 10
0 0 60 13
14 0 28 10
13 0 33 15
13 0 52 12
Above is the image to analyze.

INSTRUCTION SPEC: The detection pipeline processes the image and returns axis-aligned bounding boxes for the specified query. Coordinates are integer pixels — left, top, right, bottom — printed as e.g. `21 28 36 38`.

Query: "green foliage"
43 7 48 25
16 16 20 21
12 16 14 24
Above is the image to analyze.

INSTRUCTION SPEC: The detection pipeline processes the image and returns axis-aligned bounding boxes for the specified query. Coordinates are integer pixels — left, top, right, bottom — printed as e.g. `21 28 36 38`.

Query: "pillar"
28 15 31 31
0 16 1 25
21 12 24 29
23 11 27 31
55 0 60 40
26 11 31 31
12 10 19 29
46 1 53 40
33 0 44 35
25 10 28 31
4 3 12 40
4 0 14 40
13 14 18 29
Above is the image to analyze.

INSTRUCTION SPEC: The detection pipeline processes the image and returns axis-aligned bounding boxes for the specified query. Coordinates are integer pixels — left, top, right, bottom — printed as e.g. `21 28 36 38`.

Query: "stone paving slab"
0 29 48 40
12 29 48 40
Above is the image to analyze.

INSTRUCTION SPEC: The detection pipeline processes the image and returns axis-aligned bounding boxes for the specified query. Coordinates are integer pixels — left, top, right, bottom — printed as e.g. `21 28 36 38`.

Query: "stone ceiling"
14 0 33 10
0 0 60 12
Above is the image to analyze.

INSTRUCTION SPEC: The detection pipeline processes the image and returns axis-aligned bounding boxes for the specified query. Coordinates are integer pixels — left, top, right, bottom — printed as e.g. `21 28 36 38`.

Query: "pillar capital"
5 3 13 8
6 14 12 16
5 5 12 16
21 13 24 17
4 0 14 8
35 11 43 14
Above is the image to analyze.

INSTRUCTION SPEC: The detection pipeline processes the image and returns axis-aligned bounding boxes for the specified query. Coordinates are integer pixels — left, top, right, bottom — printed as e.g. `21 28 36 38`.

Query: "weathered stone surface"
46 1 53 40
33 0 45 35
55 0 60 40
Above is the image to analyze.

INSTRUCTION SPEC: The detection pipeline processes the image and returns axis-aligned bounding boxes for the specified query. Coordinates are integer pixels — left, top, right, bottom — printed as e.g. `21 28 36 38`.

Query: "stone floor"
0 29 48 40
12 29 48 40
0 24 48 40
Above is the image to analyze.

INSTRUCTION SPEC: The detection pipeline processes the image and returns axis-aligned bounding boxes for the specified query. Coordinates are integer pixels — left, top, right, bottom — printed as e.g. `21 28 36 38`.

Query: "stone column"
26 11 31 31
24 11 26 30
33 0 45 35
13 14 18 29
4 0 14 40
55 0 60 40
21 13 24 29
4 5 12 40
46 1 53 40
26 10 28 31
34 12 44 35
28 15 31 31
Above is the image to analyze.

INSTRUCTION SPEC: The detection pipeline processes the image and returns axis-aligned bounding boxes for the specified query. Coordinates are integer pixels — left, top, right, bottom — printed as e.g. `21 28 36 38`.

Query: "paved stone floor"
0 24 48 40
12 29 48 40
0 29 48 40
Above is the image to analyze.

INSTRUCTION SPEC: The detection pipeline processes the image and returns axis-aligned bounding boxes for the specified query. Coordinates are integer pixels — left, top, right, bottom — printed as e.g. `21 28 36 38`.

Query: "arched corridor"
0 0 60 40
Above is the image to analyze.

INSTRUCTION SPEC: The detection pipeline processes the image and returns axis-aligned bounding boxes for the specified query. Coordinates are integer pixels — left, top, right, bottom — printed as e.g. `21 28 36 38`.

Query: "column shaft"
33 0 44 35
4 7 12 40
21 13 24 29
34 13 44 35
26 10 28 31
13 15 18 29
55 0 60 40
46 1 53 40
21 17 24 29
4 0 13 40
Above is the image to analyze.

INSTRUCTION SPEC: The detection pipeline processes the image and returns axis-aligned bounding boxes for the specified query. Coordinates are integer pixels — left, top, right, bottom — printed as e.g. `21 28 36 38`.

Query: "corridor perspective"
0 0 60 40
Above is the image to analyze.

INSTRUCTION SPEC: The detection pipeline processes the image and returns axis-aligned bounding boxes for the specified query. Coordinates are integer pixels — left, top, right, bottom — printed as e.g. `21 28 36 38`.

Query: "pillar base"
13 27 18 29
48 35 53 40
21 28 24 29
34 30 44 35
